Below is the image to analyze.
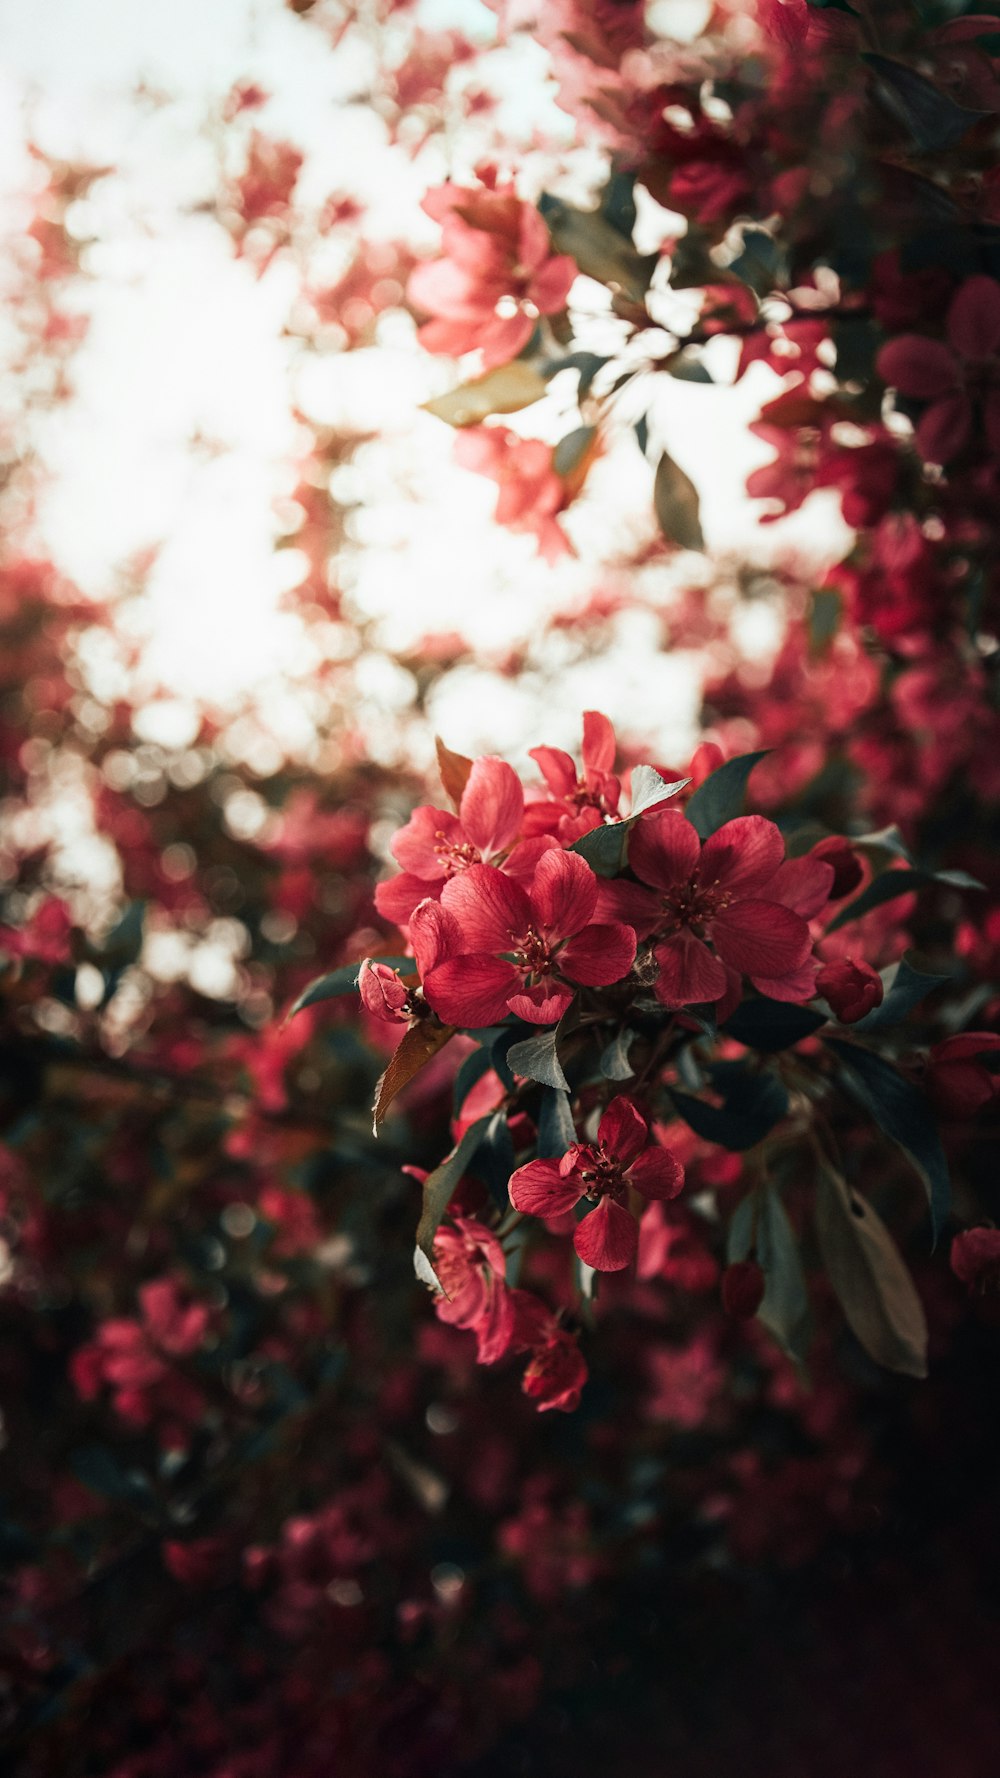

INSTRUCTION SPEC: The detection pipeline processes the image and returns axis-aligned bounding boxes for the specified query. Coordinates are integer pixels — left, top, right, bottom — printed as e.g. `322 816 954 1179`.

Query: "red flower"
421 849 636 1027
816 957 883 1024
757 0 810 47
358 959 412 1022
522 709 622 842
721 1260 766 1318
375 753 547 925
509 1096 684 1272
599 813 828 1011
809 836 863 901
431 1216 513 1364
926 1032 1000 1118
453 427 572 563
521 1331 587 1413
950 1227 1000 1292
408 181 575 370
877 274 1000 463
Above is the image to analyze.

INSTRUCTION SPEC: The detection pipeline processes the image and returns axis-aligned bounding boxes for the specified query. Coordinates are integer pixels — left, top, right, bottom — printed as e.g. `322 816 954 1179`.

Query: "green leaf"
826 1039 951 1240
539 193 657 303
537 1087 576 1158
553 424 597 479
862 53 993 154
729 1185 810 1361
452 1042 498 1116
569 822 627 877
685 750 771 840
475 1111 516 1213
815 1163 928 1378
654 450 704 552
670 1066 788 1151
826 865 984 933
599 1028 636 1081
422 361 547 426
286 955 412 1020
507 1028 569 1092
70 1446 156 1510
724 997 827 1052
414 1116 494 1291
853 957 951 1034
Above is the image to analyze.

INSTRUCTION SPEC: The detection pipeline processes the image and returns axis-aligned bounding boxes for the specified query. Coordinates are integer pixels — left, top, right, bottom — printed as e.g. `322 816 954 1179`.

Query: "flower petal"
410 897 465 977
711 899 811 977
654 932 728 1007
877 335 959 400
751 957 820 1002
559 922 636 987
573 1196 637 1271
530 847 599 938
916 392 971 464
765 855 835 918
947 274 1000 361
441 863 531 951
506 983 573 1025
594 878 661 939
459 756 524 859
422 954 519 1026
510 1158 580 1217
528 745 577 796
391 805 458 877
629 811 701 892
582 710 616 774
375 871 440 926
698 816 785 895
598 1096 647 1165
627 1146 685 1201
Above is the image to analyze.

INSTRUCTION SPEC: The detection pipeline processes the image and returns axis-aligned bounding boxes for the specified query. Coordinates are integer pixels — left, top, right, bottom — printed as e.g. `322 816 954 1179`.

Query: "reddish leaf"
372 1019 454 1133
435 736 474 811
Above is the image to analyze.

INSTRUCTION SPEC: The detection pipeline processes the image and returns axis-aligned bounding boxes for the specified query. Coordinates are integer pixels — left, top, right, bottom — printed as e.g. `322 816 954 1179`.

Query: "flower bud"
721 1259 766 1318
809 836 863 900
358 959 410 1022
950 1227 1000 1292
816 957 883 1023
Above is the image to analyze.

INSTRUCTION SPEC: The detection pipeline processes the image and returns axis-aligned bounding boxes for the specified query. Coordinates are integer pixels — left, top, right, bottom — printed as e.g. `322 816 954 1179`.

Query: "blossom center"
660 877 732 935
433 830 481 875
575 1143 626 1203
513 924 554 976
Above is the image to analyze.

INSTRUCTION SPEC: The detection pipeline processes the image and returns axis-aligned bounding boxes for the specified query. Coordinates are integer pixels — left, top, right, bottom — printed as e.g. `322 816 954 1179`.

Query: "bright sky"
0 0 850 768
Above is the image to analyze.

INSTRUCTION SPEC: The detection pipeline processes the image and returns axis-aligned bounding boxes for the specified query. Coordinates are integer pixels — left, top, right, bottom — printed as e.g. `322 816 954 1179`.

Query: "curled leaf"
815 1163 928 1378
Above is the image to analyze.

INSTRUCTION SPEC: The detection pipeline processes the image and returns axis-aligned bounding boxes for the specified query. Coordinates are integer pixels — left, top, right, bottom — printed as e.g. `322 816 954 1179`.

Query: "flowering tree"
1 3 999 1775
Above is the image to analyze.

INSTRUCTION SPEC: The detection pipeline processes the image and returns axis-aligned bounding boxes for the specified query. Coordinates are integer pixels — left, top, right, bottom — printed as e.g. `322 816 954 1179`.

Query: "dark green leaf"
569 821 627 877
414 1116 494 1290
862 53 993 154
100 900 146 966
553 425 597 478
666 351 714 384
537 1087 576 1158
474 1111 516 1213
670 1066 788 1151
729 1185 810 1361
685 750 771 839
507 1028 569 1092
287 955 411 1019
728 227 781 297
70 1446 155 1510
599 1028 636 1081
815 1163 928 1378
826 1039 951 1239
539 192 657 303
452 1042 499 1116
724 997 827 1052
654 450 704 552
826 865 984 933
853 957 951 1034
